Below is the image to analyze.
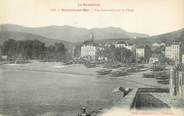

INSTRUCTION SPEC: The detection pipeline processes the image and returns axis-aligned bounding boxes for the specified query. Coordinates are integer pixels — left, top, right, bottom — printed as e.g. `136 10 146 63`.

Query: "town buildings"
80 44 106 61
152 42 166 47
114 41 135 51
80 33 106 61
81 44 97 61
152 43 160 47
165 43 182 64
136 48 144 58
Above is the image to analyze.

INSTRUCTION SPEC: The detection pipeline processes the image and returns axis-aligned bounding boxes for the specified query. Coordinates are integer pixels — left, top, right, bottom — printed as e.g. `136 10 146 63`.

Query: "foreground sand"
1 61 101 76
0 61 174 116
1 61 168 88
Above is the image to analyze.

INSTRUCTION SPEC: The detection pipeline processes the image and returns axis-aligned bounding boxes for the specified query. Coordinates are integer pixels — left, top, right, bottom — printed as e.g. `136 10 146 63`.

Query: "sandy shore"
1 61 101 76
0 61 179 116
0 61 168 88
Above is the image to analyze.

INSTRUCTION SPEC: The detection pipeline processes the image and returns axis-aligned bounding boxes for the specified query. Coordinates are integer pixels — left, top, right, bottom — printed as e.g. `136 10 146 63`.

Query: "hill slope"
0 24 149 42
0 31 73 49
128 28 184 46
149 28 184 43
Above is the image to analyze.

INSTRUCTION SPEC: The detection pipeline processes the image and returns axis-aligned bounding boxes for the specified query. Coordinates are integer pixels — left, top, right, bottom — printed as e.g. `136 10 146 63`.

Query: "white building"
152 43 160 47
125 45 135 51
104 43 111 48
135 48 145 63
160 43 166 46
81 44 106 61
165 44 181 64
152 42 166 47
114 41 135 51
136 48 145 58
81 45 97 60
182 54 184 64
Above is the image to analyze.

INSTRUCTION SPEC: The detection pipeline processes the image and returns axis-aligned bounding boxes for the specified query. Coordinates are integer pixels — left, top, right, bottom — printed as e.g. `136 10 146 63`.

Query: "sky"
0 0 184 35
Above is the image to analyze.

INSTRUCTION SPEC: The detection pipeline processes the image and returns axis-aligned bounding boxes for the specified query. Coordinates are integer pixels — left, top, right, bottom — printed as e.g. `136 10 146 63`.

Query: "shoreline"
0 66 97 77
0 62 168 88
0 62 100 76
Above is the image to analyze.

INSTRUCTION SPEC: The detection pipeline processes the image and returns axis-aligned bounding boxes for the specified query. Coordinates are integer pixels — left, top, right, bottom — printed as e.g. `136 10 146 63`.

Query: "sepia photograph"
0 0 184 116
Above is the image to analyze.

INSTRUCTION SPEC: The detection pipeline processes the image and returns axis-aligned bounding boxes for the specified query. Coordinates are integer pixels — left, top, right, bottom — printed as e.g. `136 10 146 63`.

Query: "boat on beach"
156 71 169 84
63 60 73 65
110 70 128 77
96 69 112 75
143 72 155 78
84 63 96 68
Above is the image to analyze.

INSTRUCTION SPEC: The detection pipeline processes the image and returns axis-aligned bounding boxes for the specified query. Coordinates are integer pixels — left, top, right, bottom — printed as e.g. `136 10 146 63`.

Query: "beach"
0 61 167 116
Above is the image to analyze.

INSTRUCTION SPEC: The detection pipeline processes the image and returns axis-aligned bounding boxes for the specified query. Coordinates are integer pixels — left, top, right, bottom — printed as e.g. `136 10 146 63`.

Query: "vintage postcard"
0 0 184 116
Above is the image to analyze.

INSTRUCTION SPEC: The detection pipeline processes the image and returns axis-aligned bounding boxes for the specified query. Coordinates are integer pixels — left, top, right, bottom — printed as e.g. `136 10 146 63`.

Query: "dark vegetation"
1 39 70 62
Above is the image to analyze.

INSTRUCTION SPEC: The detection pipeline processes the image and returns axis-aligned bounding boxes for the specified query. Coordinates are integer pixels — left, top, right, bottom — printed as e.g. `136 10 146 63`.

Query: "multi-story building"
80 33 108 61
81 44 97 60
165 43 182 64
81 44 106 61
136 48 145 58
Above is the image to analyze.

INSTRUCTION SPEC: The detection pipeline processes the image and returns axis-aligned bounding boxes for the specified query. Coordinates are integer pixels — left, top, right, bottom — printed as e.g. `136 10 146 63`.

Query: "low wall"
112 88 138 109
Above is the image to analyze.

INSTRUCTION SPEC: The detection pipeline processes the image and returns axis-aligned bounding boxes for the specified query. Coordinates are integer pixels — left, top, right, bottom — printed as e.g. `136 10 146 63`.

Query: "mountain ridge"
0 31 74 50
0 24 183 47
0 24 149 42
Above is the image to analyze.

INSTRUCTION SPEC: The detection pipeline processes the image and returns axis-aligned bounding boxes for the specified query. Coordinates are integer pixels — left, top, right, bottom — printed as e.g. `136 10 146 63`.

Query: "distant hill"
90 27 148 40
0 24 149 42
0 31 74 49
149 28 184 43
128 28 184 46
1 24 183 47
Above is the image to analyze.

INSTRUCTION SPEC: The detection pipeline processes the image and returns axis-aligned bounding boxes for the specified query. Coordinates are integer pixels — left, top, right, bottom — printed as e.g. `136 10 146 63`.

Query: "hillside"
0 24 149 42
0 31 74 49
149 28 184 43
0 24 183 46
128 28 184 46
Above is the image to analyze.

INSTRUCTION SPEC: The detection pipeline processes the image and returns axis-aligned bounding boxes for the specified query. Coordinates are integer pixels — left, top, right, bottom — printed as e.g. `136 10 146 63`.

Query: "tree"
2 39 47 59
114 47 133 63
102 45 134 63
74 44 82 58
2 39 17 57
45 42 67 61
144 45 152 63
54 42 67 61
2 39 68 62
